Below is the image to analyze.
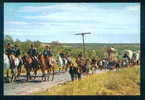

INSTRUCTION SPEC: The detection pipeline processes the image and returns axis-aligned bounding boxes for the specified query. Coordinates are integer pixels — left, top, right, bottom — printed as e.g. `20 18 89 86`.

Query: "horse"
4 53 23 82
4 54 11 81
97 59 109 70
84 58 91 75
90 58 98 73
38 54 57 81
122 50 134 65
107 60 120 71
22 55 40 81
121 57 129 67
57 55 68 72
131 51 140 65
76 57 87 78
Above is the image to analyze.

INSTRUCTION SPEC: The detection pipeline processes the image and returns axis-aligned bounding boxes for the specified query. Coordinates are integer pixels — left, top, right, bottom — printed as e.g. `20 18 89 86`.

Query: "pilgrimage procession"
4 3 140 95
4 42 140 83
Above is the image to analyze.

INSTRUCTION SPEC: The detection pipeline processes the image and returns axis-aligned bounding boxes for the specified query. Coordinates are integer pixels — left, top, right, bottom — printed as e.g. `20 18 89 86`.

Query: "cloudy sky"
4 3 140 43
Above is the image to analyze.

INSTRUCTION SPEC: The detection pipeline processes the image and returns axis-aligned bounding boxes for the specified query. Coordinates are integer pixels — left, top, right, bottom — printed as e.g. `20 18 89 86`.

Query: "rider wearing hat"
13 44 21 57
27 44 38 63
43 45 53 57
43 45 53 64
5 43 13 56
5 43 15 66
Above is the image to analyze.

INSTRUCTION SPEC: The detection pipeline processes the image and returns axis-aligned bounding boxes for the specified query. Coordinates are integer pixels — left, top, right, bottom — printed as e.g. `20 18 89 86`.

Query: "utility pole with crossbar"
74 32 91 58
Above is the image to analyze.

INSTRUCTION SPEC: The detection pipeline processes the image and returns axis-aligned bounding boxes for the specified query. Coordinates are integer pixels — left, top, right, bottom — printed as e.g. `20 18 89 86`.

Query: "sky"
4 3 140 43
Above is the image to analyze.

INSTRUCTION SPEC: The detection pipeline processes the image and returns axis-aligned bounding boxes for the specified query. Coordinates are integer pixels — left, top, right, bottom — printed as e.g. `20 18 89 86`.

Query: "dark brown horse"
76 57 86 77
22 55 39 81
38 54 56 81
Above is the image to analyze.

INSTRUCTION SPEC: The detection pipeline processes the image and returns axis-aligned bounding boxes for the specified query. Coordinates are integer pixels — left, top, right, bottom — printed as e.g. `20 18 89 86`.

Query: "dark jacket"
43 49 53 57
59 53 65 58
69 66 77 74
13 47 21 57
27 48 37 56
5 48 13 56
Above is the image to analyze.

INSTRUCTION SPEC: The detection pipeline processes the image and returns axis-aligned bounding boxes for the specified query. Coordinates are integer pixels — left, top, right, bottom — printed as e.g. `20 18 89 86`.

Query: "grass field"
32 66 140 95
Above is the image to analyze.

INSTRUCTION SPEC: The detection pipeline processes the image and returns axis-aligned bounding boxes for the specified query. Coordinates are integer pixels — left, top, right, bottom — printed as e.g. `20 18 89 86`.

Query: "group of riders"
5 43 53 66
4 43 140 82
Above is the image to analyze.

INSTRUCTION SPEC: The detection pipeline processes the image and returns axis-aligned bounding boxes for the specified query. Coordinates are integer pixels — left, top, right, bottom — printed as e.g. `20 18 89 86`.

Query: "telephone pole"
74 32 91 58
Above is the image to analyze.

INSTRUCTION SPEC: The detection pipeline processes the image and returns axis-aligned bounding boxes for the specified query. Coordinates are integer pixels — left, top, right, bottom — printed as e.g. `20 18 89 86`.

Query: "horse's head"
22 56 27 64
38 53 42 60
22 55 32 64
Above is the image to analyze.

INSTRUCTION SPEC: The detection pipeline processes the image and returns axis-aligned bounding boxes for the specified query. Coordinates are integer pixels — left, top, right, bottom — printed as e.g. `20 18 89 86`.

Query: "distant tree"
50 41 63 57
20 40 32 55
51 41 62 46
15 39 21 46
4 35 14 47
34 40 43 53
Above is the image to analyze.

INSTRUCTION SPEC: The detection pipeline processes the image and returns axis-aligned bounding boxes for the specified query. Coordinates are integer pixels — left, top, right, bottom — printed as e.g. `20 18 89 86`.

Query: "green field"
32 66 140 95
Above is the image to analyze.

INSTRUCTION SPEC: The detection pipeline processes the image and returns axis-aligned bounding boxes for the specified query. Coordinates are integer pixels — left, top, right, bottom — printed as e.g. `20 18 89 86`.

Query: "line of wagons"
4 47 140 83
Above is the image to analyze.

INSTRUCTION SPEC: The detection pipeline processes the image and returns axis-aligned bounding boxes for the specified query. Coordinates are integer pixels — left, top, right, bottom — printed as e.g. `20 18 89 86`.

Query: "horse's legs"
34 68 38 80
47 68 50 81
11 69 14 82
26 71 29 81
17 65 22 79
26 68 31 81
6 69 9 78
41 67 45 81
28 71 31 80
59 67 61 72
70 73 74 81
51 67 55 81
25 68 29 81
65 65 68 72
63 65 66 72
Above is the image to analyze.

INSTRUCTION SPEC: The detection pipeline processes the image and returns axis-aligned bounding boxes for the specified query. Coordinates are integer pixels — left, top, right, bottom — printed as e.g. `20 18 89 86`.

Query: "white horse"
58 55 68 72
4 53 22 82
98 59 109 70
4 54 10 79
132 51 140 65
10 55 22 82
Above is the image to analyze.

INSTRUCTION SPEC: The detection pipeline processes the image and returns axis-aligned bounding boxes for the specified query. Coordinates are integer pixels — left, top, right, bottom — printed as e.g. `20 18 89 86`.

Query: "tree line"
4 35 140 59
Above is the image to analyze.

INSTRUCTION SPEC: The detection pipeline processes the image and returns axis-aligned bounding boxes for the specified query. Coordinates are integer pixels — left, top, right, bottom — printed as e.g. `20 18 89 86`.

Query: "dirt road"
4 70 106 95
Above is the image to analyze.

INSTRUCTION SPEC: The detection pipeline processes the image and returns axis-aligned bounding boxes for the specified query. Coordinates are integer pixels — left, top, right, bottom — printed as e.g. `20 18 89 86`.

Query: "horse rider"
77 54 85 64
12 44 23 64
91 57 97 69
5 43 14 65
12 44 21 58
66 54 72 65
76 54 85 72
27 44 38 64
91 57 97 65
43 45 53 65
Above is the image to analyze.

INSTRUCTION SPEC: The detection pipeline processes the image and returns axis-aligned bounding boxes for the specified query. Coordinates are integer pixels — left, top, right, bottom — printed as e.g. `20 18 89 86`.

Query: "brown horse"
76 57 87 78
22 55 39 81
38 54 56 81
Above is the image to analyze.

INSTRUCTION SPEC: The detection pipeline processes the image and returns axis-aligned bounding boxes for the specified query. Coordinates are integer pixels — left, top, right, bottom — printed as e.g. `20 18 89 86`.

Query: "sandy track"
4 70 106 95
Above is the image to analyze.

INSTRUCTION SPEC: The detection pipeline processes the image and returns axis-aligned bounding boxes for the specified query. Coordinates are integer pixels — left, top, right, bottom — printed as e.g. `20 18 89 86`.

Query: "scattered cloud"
4 3 140 43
